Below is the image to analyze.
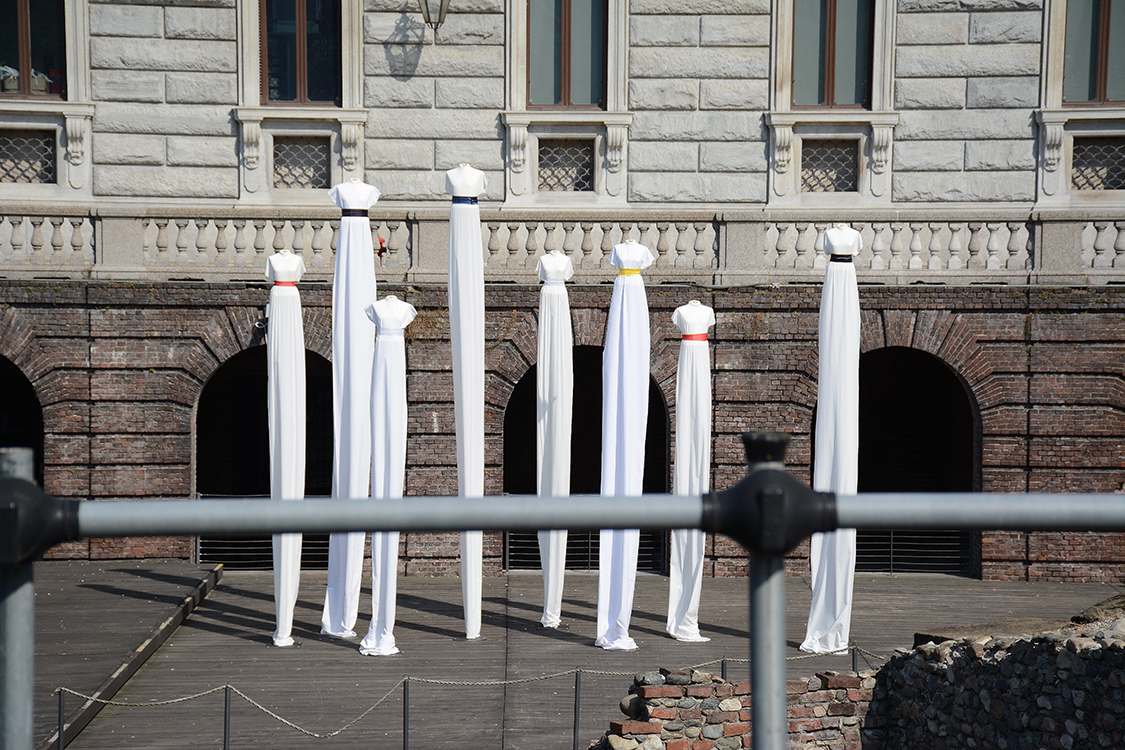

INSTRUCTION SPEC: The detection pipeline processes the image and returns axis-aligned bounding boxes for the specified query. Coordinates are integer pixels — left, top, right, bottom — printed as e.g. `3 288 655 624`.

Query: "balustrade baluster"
693 222 711 268
291 221 306 267
502 223 521 268
485 222 502 266
813 223 828 269
927 223 944 270
870 223 887 270
174 219 190 259
562 222 577 259
154 219 169 258
599 222 614 268
1092 222 1111 269
195 220 210 264
888 223 905 270
580 223 595 268
9 217 26 262
543 222 558 255
773 223 792 268
966 223 984 268
309 220 326 267
674 223 691 268
70 219 85 263
985 223 1003 270
48 218 65 263
1006 222 1025 269
655 222 671 268
524 221 540 260
1115 222 1125 269
795 223 814 269
385 220 402 268
907 223 924 270
253 220 268 257
232 220 247 265
329 220 340 254
947 223 964 270
214 220 229 260
272 220 287 253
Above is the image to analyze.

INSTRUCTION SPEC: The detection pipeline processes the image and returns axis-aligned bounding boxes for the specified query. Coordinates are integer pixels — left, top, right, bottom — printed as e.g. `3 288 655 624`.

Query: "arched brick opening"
0 354 44 485
194 345 334 569
855 346 982 576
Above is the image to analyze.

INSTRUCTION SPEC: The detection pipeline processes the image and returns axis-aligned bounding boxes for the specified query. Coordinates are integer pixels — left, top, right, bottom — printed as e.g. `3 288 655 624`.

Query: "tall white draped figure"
667 300 715 643
267 249 306 648
446 164 487 640
360 295 417 656
536 250 574 629
801 223 861 654
596 239 655 652
322 179 380 638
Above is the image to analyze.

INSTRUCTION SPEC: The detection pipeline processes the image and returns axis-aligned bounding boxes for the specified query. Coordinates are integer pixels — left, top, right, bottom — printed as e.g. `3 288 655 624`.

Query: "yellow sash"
617 268 641 276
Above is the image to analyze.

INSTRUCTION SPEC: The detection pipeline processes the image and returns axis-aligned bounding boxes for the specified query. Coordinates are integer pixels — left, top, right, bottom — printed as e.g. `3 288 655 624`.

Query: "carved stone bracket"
606 123 627 173
341 122 362 171
242 119 262 170
64 113 93 189
1043 122 1064 173
508 122 527 174
871 124 893 174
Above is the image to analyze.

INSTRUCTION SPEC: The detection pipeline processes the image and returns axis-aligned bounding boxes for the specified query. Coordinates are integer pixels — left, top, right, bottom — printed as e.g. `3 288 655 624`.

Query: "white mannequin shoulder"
444 163 487 197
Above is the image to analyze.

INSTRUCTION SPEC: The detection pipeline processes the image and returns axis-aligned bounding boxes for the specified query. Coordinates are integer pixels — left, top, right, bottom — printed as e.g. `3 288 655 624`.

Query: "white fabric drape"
801 224 862 654
667 301 715 643
322 180 381 638
445 165 487 640
536 252 574 629
267 251 307 648
359 296 417 656
596 240 655 652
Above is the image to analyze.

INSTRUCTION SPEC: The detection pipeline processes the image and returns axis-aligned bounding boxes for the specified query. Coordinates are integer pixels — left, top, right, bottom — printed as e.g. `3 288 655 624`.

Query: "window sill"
1037 107 1125 205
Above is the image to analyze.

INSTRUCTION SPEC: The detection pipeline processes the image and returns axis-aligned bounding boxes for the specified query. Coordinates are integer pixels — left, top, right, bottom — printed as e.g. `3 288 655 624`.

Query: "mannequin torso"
267 249 306 283
824 224 862 257
672 300 715 336
444 164 487 198
537 250 574 283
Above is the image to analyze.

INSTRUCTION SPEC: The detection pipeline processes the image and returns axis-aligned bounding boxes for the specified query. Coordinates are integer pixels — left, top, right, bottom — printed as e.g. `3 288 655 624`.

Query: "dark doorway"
0 356 43 485
855 346 979 575
503 345 670 572
196 346 334 569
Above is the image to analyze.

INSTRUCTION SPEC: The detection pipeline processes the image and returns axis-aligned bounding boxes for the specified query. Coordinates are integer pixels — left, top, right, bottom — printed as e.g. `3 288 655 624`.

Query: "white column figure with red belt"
446 164 486 640
359 294 417 656
536 249 575 629
267 247 306 647
322 178 381 638
667 299 715 642
802 223 861 654
597 238 655 652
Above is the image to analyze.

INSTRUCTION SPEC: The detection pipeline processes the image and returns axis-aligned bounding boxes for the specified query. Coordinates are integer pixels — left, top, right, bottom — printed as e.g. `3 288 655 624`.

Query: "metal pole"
721 659 727 681
750 551 787 750
572 670 581 750
57 690 64 750
1 447 36 750
402 678 409 750
223 684 230 750
852 647 858 673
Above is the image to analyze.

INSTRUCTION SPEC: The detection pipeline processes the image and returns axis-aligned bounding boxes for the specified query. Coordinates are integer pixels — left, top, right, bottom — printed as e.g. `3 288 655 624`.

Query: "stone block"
629 80 699 111
700 15 770 46
92 104 237 136
89 0 234 5
165 73 237 104
629 142 699 172
93 165 237 199
91 38 237 73
897 12 968 44
365 76 435 108
92 134 166 166
895 43 1039 76
630 47 768 80
630 111 759 142
700 79 769 109
895 109 1033 140
164 7 237 40
969 11 1043 41
435 77 505 109
366 139 434 170
364 12 427 44
427 13 503 45
965 139 1035 170
90 4 163 37
893 140 964 171
364 109 501 141
364 44 503 77
628 172 766 203
434 139 504 171
366 169 496 201
92 70 165 103
966 76 1039 108
892 170 1035 202
630 16 700 46
166 136 238 167
365 0 503 12
895 78 966 108
632 0 770 13
699 141 768 172
899 0 1042 10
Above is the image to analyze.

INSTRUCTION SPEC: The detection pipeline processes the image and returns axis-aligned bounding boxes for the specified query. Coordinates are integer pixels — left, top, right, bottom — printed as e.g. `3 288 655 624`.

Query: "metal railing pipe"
0 449 36 750
838 493 1125 530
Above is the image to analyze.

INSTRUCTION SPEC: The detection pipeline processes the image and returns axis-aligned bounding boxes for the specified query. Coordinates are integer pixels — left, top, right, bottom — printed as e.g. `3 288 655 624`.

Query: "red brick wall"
1 281 1121 580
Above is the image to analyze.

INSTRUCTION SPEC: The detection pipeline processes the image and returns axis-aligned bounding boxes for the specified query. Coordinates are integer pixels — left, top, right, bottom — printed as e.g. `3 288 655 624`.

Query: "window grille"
538 139 595 192
0 129 56 184
800 139 859 192
505 531 668 573
1072 137 1125 191
273 136 331 189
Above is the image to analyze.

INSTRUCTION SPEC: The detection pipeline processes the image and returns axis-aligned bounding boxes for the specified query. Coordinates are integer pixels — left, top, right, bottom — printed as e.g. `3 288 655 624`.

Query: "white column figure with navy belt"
446 164 486 640
322 178 381 638
536 249 575 629
267 247 306 647
360 294 417 656
597 238 655 652
802 223 861 654
667 299 715 642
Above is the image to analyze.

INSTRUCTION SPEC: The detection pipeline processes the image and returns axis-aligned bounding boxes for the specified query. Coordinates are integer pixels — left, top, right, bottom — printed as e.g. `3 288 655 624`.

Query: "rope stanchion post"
402 678 409 750
572 669 581 750
852 646 858 673
57 687 64 750
721 659 727 681
223 684 231 750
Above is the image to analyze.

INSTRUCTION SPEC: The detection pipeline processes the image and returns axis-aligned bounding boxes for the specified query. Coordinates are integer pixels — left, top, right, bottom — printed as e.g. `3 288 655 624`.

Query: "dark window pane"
0 0 20 94
266 0 298 101
1064 0 1100 102
305 0 340 102
529 0 563 105
569 0 605 106
1108 0 1125 101
29 0 65 98
834 0 871 106
793 0 827 105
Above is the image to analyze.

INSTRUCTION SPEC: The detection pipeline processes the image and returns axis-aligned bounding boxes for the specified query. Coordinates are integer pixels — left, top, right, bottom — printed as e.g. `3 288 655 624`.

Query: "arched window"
0 355 43 485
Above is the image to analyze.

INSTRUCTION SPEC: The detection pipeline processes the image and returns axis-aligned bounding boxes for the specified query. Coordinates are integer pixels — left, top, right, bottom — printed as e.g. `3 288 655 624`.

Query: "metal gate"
504 530 668 572
856 529 971 575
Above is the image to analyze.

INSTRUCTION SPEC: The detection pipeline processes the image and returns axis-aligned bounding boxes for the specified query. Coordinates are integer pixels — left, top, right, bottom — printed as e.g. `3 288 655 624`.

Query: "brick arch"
860 309 984 383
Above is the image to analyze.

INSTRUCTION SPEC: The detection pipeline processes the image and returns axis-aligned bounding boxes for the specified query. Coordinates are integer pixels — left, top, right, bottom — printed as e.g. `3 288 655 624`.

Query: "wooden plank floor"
50 568 1120 750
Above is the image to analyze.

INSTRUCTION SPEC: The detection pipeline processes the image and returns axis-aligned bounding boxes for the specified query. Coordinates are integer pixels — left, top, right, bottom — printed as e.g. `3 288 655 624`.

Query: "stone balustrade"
0 205 1121 285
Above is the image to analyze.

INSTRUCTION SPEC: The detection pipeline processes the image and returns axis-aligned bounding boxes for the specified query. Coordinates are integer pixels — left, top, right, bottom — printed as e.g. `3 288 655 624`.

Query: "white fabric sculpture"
267 249 307 648
445 164 487 640
536 250 575 629
360 295 417 656
801 223 861 654
596 239 655 652
322 179 381 638
667 300 715 643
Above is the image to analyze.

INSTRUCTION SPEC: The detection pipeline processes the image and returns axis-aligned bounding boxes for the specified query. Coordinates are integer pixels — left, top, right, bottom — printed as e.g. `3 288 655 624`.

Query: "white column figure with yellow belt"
446 164 486 640
322 178 380 638
667 299 715 642
597 238 655 652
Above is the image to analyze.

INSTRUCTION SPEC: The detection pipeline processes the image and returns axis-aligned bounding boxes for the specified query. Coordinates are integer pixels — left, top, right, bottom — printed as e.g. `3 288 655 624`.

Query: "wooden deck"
35 563 1121 749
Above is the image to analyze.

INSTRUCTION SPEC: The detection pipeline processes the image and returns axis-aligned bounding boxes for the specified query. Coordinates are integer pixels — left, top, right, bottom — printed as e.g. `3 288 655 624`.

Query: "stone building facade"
1 0 1122 579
